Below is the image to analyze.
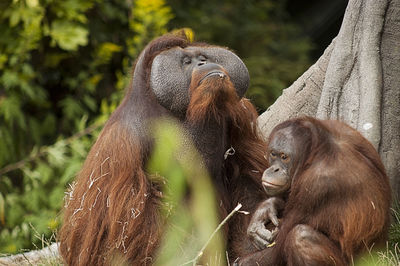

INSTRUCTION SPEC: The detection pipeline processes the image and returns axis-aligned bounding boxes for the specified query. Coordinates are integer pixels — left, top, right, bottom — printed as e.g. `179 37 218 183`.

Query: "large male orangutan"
58 34 268 265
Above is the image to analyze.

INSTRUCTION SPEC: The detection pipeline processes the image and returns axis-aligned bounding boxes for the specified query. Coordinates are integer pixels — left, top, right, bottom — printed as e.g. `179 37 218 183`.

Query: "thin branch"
181 203 244 266
21 253 34 266
0 122 104 176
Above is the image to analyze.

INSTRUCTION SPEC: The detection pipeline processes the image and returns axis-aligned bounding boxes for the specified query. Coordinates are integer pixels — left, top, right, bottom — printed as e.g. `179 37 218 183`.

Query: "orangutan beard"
186 73 247 127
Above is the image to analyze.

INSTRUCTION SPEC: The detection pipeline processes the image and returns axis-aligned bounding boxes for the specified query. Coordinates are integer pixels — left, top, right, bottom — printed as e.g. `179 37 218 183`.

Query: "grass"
2 196 400 265
355 203 400 266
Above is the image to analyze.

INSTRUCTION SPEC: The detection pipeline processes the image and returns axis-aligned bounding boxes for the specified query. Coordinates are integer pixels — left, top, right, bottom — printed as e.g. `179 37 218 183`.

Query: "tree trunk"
258 0 400 199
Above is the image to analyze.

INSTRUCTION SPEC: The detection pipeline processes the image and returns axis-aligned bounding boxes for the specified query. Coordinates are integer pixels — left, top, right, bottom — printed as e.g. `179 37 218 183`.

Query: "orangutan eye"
270 151 277 159
183 57 192 65
281 153 290 163
198 55 207 62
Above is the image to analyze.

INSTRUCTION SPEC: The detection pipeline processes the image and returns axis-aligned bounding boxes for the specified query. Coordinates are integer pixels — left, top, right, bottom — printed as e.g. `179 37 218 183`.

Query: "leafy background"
1 0 396 262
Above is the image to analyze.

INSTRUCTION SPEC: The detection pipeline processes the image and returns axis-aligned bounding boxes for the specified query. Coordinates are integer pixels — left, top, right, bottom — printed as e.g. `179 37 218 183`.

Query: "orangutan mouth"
199 71 226 84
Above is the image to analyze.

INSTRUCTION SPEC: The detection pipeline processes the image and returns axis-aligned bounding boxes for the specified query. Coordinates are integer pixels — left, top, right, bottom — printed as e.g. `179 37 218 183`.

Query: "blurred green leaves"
167 0 313 111
148 120 225 265
128 0 173 58
50 21 89 51
0 0 173 253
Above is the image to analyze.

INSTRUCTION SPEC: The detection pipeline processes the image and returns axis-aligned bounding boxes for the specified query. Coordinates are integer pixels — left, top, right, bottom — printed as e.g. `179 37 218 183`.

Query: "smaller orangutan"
237 117 391 266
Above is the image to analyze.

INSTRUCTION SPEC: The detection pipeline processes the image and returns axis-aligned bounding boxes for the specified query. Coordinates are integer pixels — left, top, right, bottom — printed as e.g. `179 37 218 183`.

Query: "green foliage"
147 120 225 265
129 0 173 58
0 0 172 253
167 0 313 111
50 20 89 51
389 203 400 249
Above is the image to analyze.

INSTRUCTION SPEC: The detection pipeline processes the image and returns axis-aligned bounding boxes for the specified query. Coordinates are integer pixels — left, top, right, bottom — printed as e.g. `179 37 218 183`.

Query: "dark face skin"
262 127 297 196
150 46 249 116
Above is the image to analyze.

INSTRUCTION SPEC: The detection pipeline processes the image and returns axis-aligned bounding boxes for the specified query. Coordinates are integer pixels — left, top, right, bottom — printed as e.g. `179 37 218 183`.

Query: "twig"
21 253 34 266
226 251 230 266
181 203 243 266
0 149 46 177
0 122 103 176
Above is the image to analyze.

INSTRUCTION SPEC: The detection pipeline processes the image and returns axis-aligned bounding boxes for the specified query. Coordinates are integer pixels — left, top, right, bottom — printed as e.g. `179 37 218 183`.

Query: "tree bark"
258 0 400 199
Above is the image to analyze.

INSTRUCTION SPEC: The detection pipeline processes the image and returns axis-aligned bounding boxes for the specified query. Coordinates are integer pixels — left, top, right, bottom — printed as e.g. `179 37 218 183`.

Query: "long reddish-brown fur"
270 117 391 265
59 34 268 265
